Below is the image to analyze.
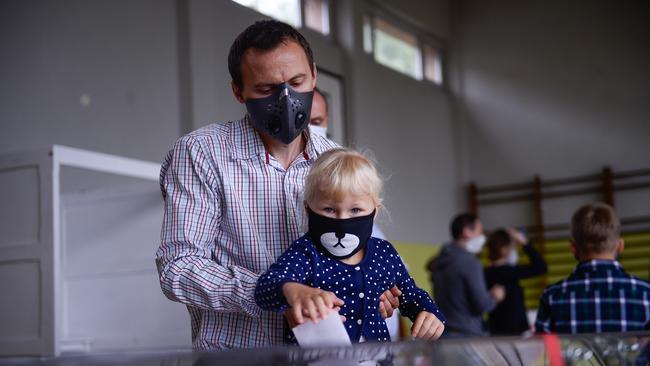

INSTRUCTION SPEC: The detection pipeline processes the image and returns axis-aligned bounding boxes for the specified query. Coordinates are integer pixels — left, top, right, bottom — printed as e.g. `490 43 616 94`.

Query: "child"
535 203 650 333
484 228 547 335
255 148 445 343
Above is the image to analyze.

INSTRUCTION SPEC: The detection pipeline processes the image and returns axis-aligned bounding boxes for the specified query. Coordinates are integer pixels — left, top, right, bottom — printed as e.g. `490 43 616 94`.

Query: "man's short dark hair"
228 20 315 90
450 213 478 240
571 203 621 254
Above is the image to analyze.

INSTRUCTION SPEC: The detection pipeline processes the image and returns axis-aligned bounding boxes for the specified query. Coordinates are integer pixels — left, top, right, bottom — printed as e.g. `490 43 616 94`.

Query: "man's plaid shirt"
155 117 337 350
535 259 650 334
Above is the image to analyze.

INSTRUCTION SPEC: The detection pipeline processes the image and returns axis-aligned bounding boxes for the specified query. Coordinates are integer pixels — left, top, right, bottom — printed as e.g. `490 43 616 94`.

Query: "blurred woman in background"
484 228 547 336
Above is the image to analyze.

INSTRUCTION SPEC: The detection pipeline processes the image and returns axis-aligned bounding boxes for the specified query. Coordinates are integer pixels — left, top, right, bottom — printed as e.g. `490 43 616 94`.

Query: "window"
363 15 444 86
232 0 330 36
304 0 330 35
423 45 444 85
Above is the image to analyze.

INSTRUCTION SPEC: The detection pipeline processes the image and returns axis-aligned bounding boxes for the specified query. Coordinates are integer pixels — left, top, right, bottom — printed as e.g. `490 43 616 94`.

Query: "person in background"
535 203 650 334
427 213 506 337
308 87 329 139
484 228 547 335
309 84 401 340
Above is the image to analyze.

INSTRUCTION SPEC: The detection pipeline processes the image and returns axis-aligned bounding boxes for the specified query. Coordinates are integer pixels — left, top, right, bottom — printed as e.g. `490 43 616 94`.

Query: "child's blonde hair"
304 148 383 206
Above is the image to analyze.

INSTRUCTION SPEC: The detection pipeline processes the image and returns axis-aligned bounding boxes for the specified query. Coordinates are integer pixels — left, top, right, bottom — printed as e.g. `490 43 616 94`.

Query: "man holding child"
155 20 405 350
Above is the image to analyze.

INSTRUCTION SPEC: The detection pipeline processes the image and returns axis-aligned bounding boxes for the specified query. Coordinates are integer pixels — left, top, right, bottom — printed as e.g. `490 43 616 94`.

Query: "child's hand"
379 286 402 319
411 311 445 340
282 282 344 325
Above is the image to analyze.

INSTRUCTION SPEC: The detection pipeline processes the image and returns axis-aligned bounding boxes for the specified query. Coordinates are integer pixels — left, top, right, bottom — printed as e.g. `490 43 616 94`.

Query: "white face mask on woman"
507 249 519 265
465 234 486 254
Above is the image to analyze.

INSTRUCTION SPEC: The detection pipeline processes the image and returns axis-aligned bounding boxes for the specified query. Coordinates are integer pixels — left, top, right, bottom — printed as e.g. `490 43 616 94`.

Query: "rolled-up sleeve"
155 135 260 317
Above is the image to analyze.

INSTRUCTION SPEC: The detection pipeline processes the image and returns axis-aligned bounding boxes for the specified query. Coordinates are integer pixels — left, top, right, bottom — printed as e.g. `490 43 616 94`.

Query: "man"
155 20 400 350
535 203 650 334
308 87 329 138
427 213 505 337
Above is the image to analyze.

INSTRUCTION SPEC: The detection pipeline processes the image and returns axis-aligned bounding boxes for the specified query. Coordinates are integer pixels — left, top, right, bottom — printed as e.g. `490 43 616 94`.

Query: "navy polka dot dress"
255 235 446 343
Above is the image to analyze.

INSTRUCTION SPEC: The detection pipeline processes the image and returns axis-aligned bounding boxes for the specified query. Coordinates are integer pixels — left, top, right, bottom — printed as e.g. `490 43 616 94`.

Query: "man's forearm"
157 255 261 318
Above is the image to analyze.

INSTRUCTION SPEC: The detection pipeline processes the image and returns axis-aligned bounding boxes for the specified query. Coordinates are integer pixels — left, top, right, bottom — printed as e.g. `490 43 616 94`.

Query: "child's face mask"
245 82 314 144
307 208 375 259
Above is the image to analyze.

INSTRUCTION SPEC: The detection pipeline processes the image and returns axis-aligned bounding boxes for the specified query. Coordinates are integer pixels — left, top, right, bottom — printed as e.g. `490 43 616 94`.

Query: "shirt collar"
574 259 622 274
231 115 326 162
229 115 266 160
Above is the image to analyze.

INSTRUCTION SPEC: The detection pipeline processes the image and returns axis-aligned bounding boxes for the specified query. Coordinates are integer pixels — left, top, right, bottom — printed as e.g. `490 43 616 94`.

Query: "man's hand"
490 284 506 303
411 311 445 340
282 282 343 325
379 286 401 319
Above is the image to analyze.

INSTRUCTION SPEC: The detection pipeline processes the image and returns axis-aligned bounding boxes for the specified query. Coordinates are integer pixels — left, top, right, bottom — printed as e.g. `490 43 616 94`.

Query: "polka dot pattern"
255 235 446 343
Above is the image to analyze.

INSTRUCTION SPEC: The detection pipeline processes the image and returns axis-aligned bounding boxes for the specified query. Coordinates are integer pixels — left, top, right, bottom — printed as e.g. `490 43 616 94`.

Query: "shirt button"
359 292 365 298
357 319 362 325
355 266 360 271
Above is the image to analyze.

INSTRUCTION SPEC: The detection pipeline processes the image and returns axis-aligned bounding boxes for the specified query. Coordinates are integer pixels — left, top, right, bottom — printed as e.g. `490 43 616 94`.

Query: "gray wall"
453 0 650 228
0 0 181 163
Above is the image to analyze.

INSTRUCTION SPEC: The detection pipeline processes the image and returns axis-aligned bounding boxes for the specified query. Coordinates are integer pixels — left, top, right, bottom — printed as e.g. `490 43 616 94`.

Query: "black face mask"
307 208 375 260
245 82 313 145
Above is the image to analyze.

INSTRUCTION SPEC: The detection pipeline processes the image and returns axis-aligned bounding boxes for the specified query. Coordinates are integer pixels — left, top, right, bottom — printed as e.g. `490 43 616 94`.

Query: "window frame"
230 0 333 39
362 11 447 90
301 0 332 37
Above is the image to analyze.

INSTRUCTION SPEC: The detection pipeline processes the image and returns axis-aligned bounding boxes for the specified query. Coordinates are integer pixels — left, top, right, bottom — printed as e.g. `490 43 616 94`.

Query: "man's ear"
569 240 578 258
617 238 625 254
461 227 472 240
231 81 245 103
311 63 318 89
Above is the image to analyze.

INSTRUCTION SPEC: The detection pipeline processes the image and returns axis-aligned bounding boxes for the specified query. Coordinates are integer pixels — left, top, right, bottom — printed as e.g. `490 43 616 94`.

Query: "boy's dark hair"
571 203 621 254
450 213 478 240
228 20 315 90
487 229 512 261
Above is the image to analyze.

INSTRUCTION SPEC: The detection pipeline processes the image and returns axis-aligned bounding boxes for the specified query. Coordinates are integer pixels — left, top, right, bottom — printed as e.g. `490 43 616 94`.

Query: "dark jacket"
484 243 547 335
428 242 496 336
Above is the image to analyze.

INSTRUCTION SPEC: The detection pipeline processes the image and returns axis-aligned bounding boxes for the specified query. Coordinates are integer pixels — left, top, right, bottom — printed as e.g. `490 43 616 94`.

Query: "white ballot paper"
292 311 352 347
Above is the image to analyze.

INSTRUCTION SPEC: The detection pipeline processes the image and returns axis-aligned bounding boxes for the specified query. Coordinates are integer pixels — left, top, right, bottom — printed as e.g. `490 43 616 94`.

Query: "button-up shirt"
155 117 338 349
535 259 650 334
255 235 445 343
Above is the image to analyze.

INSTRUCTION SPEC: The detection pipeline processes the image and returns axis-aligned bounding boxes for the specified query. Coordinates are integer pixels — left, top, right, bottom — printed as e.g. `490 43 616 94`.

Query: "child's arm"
255 242 343 324
388 244 446 339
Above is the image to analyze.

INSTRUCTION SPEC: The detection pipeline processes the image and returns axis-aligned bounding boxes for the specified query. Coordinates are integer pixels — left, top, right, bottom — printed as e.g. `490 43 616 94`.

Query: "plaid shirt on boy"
535 259 650 334
155 117 337 350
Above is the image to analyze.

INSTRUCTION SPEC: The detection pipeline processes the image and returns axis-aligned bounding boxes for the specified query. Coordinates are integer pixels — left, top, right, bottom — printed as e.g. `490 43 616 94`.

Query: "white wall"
453 0 650 227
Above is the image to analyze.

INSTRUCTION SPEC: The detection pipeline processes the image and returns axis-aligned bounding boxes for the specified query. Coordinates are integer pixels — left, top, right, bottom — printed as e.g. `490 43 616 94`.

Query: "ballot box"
0 332 648 366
